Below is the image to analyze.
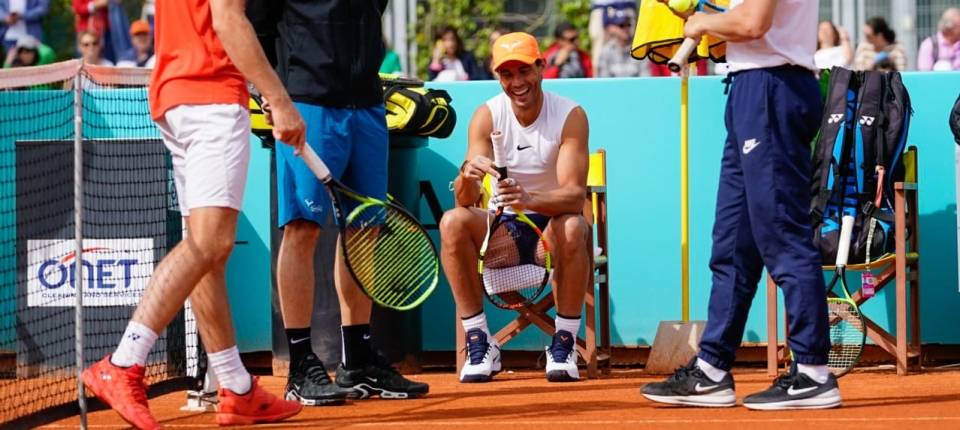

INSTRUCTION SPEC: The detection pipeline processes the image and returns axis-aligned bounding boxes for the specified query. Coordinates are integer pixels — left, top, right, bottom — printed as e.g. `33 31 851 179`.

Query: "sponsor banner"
27 238 154 307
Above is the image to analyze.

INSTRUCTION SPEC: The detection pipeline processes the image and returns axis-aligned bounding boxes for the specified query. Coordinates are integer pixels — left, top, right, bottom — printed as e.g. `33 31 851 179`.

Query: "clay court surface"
38 367 960 430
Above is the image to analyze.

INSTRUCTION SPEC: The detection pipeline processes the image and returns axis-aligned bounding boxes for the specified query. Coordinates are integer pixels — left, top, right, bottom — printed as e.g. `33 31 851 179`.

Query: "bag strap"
810 67 856 222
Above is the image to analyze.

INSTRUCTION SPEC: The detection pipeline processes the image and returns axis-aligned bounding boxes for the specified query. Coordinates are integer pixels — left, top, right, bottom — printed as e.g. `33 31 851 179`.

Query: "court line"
39 416 960 428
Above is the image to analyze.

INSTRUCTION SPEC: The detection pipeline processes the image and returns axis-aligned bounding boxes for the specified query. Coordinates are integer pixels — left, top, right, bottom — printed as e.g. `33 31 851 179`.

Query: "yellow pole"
680 66 690 322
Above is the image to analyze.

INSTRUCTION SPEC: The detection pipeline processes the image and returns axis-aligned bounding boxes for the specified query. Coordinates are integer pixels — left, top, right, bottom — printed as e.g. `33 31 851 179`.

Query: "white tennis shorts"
157 104 251 216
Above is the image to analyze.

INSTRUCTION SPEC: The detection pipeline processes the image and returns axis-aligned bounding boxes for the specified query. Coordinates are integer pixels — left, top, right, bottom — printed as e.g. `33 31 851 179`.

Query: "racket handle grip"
836 215 855 267
300 144 332 182
668 38 699 73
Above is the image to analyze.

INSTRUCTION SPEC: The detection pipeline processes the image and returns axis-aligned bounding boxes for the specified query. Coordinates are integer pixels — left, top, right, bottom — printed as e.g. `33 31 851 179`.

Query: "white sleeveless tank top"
486 91 579 214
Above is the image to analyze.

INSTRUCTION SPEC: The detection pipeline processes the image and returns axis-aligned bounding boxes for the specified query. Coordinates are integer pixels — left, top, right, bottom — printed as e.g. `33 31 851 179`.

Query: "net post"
73 66 88 430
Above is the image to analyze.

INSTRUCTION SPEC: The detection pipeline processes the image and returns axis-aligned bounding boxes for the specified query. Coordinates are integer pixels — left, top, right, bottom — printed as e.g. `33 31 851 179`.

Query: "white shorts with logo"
156 104 250 216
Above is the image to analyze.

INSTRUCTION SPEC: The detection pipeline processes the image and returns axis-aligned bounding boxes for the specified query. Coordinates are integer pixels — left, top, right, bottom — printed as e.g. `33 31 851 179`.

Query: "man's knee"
439 207 481 243
282 219 321 250
551 214 590 250
187 233 235 267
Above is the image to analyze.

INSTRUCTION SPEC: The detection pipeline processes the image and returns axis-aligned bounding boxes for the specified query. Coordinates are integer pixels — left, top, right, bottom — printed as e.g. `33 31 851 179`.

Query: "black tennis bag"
810 67 912 265
384 86 457 139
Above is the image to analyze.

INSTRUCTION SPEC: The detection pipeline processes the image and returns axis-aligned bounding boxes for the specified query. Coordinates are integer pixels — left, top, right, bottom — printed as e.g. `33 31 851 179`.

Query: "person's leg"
641 83 759 407
333 106 427 398
737 69 838 410
543 213 591 382
275 102 352 405
85 104 299 427
439 206 499 382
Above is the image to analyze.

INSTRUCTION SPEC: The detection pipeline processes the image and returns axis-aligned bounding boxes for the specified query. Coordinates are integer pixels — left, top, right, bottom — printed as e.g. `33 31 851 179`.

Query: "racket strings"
827 299 865 375
481 221 549 299
342 204 437 308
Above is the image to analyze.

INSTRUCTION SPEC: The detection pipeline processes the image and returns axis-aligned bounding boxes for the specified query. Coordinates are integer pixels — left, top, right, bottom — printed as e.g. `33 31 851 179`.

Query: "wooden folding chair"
766 146 921 376
455 149 609 378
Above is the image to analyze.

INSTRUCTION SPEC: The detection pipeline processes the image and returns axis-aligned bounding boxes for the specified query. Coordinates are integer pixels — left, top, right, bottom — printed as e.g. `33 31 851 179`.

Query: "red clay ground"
43 368 960 429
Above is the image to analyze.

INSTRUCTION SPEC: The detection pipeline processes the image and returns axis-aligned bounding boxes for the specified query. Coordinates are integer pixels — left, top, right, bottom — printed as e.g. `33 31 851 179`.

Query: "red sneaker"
216 376 303 426
81 355 161 430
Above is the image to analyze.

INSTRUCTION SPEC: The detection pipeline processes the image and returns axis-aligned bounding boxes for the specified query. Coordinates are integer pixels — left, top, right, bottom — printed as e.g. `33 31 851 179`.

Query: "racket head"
825 269 866 377
332 183 439 311
478 211 552 309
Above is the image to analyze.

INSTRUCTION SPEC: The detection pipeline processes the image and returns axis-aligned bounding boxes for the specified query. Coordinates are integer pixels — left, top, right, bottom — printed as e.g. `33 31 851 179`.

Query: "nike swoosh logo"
517 145 532 151
366 377 378 383
290 337 310 344
694 383 719 393
742 138 760 155
787 385 819 396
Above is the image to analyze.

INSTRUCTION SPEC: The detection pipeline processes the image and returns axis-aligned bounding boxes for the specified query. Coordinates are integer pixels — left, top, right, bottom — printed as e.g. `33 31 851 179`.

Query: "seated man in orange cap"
439 32 591 383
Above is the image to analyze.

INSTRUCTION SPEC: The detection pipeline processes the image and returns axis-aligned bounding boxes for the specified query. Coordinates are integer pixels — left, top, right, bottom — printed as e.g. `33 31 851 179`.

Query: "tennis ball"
667 0 697 14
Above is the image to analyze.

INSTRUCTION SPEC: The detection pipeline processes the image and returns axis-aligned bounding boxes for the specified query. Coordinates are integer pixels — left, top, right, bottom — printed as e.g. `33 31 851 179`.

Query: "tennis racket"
297 141 439 311
477 131 553 310
826 215 866 377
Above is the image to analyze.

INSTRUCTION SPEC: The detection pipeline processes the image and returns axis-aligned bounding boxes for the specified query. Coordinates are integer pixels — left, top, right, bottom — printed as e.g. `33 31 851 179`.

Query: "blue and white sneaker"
459 329 501 383
545 330 579 382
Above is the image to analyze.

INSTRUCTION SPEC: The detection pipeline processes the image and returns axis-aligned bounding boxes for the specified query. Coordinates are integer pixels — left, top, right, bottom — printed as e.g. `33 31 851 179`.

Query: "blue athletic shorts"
276 103 388 227
497 212 550 266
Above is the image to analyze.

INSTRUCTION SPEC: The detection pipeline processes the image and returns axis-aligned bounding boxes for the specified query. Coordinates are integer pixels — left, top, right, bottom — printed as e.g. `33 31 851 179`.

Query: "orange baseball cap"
129 20 150 36
491 32 542 71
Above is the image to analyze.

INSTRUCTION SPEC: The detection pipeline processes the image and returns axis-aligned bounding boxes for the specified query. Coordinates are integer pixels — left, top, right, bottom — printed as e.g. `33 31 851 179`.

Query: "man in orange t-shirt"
81 0 306 427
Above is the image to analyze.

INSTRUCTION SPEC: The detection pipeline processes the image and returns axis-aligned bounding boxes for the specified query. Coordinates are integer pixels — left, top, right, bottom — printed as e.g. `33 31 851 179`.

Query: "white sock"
207 346 252 395
111 321 159 367
555 315 581 337
696 357 728 383
797 363 830 384
461 312 491 338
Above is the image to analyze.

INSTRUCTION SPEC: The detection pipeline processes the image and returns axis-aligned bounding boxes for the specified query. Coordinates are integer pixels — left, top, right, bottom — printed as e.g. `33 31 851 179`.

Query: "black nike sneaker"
640 357 736 407
285 353 352 406
743 364 841 410
335 354 429 400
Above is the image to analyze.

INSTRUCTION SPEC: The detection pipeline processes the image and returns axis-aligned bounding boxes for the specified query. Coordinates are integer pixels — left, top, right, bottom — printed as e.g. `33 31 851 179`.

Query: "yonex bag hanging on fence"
810 67 912 265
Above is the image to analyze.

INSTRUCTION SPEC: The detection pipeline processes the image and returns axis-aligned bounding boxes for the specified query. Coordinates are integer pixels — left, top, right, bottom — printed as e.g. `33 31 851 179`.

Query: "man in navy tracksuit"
642 0 841 410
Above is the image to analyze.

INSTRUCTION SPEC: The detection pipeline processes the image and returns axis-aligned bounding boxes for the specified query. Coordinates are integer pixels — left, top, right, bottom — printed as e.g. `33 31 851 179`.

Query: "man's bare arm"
685 0 776 42
209 0 303 147
524 106 589 216
454 105 499 207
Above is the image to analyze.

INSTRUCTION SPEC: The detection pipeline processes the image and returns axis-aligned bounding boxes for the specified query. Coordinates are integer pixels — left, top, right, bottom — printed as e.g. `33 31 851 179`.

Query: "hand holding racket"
299 145 439 311
825 215 866 376
478 131 552 309
663 0 727 72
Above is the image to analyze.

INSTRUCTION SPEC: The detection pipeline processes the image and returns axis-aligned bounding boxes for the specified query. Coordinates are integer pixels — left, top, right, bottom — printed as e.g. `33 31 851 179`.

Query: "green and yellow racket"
300 144 439 311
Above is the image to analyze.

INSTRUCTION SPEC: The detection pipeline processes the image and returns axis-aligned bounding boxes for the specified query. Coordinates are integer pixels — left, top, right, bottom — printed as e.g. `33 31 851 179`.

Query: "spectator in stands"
815 21 852 69
482 26 510 79
596 8 648 77
5 33 37 67
78 29 112 66
918 8 960 71
589 1 636 71
74 0 122 62
544 22 593 78
428 25 485 81
117 19 153 67
0 0 50 53
854 17 906 71
873 52 898 72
